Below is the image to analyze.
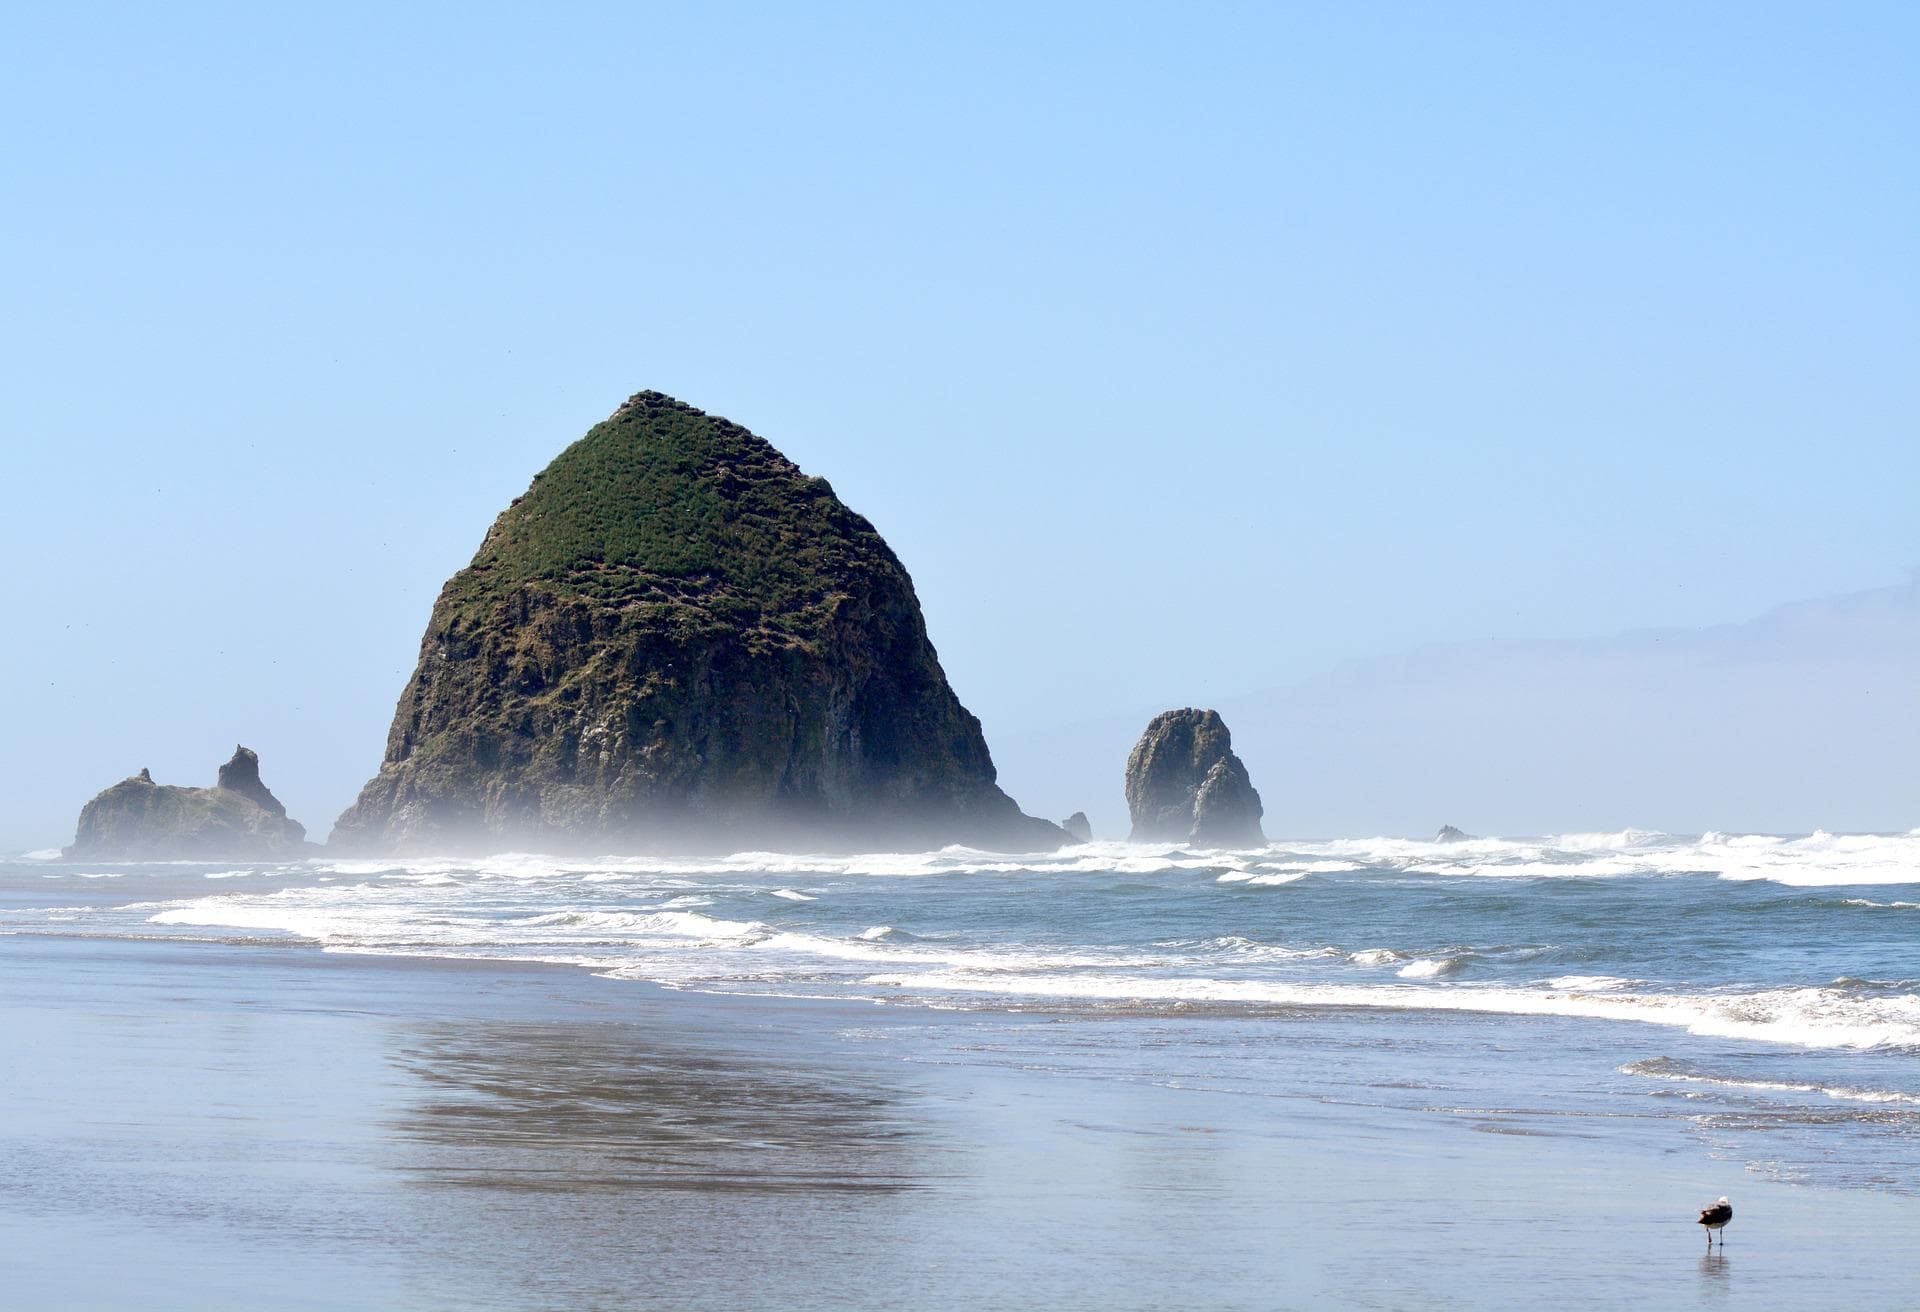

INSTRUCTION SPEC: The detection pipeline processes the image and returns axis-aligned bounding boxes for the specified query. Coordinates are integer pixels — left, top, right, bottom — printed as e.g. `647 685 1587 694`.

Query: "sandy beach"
4 928 1916 1311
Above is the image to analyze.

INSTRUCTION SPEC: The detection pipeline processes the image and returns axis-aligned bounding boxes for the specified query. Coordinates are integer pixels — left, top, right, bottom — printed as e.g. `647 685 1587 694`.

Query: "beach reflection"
378 1013 934 1308
385 1017 924 1194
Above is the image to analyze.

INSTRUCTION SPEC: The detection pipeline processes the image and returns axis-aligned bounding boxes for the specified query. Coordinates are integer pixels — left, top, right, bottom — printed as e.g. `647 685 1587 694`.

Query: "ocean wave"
1397 957 1465 979
271 826 1920 889
1302 828 1920 888
146 895 776 950
853 971 1920 1051
1546 975 1633 991
138 890 1151 977
15 831 1914 1059
751 931 1149 973
1620 1057 1920 1107
1555 828 1675 852
306 843 1273 883
1832 976 1920 992
1181 936 1339 962
1357 944 1557 978
511 909 769 939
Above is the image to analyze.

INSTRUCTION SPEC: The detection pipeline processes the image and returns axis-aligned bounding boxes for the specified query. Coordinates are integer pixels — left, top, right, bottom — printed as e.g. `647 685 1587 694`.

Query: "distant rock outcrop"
67 747 308 859
217 746 289 819
1061 812 1093 842
331 391 1065 855
1125 709 1265 847
1435 824 1474 843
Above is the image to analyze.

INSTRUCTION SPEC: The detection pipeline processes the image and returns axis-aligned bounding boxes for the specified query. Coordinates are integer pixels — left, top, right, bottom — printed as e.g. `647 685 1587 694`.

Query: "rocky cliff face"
67 747 308 859
1124 709 1265 847
332 391 1064 855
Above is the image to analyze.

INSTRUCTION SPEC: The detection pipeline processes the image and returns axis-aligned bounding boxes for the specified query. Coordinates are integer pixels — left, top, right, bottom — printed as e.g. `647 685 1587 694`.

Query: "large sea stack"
67 746 308 859
1124 708 1265 847
332 391 1064 855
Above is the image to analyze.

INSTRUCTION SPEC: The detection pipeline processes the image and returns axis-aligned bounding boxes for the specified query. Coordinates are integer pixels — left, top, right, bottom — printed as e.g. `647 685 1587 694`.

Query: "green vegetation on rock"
451 393 878 642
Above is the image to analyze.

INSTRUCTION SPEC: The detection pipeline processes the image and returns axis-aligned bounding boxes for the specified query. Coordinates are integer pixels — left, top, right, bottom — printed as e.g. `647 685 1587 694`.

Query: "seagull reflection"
1698 1248 1730 1293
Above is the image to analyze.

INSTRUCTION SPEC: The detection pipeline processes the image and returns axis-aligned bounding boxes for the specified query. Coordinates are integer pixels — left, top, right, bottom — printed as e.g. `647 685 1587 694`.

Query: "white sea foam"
308 842 1339 885
1192 936 1338 962
1547 975 1633 991
1620 1058 1920 1107
1397 957 1463 979
1555 828 1673 852
1295 827 1920 887
284 826 1920 889
511 909 765 938
20 849 63 861
753 931 1149 973
854 971 1920 1051
146 894 775 951
770 888 816 901
1350 948 1407 966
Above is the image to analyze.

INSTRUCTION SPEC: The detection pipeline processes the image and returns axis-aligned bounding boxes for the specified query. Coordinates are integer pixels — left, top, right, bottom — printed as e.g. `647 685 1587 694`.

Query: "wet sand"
3 933 1916 1310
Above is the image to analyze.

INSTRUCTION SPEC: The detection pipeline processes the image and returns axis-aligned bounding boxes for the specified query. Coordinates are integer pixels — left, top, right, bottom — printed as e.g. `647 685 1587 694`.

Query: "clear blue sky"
2 3 1914 848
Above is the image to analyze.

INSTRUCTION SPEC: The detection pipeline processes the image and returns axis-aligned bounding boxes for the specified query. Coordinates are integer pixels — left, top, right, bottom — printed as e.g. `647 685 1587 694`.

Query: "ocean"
4 830 1918 1308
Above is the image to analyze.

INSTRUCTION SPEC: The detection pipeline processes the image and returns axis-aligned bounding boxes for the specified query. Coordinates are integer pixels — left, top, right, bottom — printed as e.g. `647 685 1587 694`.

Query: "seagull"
1698 1196 1732 1246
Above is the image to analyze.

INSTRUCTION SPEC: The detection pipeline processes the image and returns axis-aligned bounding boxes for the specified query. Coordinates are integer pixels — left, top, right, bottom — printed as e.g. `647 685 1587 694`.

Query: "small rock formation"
1125 709 1265 847
1435 824 1474 843
1061 812 1093 842
67 747 308 859
332 391 1065 855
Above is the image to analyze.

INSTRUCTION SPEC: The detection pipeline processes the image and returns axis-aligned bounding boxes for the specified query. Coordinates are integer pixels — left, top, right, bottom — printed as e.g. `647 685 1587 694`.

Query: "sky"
1 3 1915 850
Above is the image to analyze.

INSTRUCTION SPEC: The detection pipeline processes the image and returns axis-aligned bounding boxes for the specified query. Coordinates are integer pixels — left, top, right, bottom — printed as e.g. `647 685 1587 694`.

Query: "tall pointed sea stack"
332 392 1063 855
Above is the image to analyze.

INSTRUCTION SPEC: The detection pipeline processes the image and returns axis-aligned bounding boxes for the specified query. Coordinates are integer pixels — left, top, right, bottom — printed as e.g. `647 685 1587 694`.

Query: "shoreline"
6 931 1920 1309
